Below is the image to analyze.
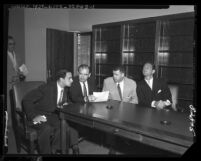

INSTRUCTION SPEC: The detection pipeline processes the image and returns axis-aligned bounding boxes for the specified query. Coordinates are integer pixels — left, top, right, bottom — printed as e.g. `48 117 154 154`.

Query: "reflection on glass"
95 53 101 64
129 52 135 64
92 104 109 120
101 53 107 63
157 21 170 66
158 52 169 65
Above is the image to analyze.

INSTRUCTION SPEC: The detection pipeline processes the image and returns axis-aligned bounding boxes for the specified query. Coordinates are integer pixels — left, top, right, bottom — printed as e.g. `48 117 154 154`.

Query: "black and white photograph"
2 4 196 159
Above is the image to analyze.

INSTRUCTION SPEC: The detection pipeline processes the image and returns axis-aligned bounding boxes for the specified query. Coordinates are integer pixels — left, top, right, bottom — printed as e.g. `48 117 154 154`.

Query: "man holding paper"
7 36 28 128
69 64 97 103
102 65 138 104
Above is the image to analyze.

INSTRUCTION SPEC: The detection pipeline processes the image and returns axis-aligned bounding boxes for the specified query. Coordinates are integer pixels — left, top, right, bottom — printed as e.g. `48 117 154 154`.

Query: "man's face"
142 63 155 77
78 68 90 82
8 39 15 52
62 72 73 87
113 70 124 83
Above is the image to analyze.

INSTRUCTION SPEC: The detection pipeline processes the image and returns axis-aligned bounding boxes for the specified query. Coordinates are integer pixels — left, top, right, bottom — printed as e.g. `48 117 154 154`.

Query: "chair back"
168 84 179 111
10 81 45 153
12 81 45 112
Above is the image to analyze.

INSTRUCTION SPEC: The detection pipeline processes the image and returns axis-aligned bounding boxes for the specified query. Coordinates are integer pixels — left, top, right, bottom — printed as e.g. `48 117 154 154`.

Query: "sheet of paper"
19 64 28 75
93 91 109 102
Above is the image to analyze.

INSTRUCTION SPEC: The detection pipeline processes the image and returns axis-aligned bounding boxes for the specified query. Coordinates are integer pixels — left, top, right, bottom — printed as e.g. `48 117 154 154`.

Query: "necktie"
58 89 64 107
117 83 123 101
83 82 89 102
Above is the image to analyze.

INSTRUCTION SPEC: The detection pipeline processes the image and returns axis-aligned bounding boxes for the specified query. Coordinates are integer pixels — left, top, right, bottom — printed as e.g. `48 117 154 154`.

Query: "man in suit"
7 36 26 128
102 65 138 104
69 64 96 103
136 62 172 110
22 69 79 154
102 65 138 154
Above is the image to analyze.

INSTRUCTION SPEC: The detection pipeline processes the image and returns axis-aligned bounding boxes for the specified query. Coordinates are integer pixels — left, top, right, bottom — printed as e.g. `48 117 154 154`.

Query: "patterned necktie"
58 89 64 107
83 82 89 102
117 83 123 101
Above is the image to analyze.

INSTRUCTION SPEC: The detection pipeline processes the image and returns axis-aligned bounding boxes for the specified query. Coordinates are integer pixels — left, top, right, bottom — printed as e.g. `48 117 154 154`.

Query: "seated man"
102 65 138 154
69 64 96 103
102 65 138 104
136 62 172 110
22 69 79 154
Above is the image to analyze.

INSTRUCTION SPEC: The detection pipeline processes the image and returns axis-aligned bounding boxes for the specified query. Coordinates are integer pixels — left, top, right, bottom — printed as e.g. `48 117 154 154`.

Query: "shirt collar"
57 82 64 91
116 79 124 86
145 76 153 82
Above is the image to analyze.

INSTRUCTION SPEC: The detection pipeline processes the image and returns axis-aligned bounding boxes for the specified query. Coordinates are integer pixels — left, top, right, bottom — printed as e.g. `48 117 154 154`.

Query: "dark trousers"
32 114 78 154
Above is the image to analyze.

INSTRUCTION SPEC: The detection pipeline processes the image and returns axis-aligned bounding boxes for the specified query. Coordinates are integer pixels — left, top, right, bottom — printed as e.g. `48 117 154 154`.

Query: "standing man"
7 36 26 127
136 62 172 110
22 69 79 154
69 64 96 103
102 65 138 104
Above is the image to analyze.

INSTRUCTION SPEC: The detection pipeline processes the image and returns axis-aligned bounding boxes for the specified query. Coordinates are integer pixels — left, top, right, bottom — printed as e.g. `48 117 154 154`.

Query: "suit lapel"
79 81 83 96
152 78 157 93
53 82 58 107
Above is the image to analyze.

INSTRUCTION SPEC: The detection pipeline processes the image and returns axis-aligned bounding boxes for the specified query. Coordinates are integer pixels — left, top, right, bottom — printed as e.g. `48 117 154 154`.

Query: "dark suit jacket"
136 77 172 107
69 76 96 103
22 81 69 122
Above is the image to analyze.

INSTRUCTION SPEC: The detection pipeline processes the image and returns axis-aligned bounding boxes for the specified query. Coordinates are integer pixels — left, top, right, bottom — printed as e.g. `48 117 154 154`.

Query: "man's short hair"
144 62 155 70
112 65 125 74
55 69 70 81
78 64 90 73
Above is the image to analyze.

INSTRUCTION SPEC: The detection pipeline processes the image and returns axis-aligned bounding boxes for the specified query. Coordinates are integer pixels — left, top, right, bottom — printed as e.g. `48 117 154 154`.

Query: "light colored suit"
102 77 138 104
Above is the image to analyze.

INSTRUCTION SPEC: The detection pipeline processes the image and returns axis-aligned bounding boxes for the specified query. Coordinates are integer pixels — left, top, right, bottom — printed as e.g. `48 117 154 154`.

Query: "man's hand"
33 115 47 124
155 100 165 110
88 95 97 102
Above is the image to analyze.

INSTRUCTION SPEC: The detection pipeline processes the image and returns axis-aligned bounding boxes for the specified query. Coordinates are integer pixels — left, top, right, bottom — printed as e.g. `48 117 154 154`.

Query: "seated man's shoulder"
125 77 136 84
104 77 113 83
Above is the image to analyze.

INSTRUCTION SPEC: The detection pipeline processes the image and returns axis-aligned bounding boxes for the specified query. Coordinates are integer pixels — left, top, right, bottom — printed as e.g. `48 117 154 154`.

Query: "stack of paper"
93 91 109 102
19 64 28 75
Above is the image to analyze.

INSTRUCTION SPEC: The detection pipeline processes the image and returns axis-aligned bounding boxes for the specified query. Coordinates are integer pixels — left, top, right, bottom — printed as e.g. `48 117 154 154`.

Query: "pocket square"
157 89 162 94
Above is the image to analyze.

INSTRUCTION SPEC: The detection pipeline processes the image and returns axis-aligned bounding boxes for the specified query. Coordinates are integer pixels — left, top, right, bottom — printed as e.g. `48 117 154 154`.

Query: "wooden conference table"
59 100 194 155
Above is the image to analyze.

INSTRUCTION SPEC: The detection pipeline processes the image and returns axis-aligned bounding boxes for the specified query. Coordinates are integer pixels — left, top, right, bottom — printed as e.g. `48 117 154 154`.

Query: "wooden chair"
168 84 179 111
10 81 45 153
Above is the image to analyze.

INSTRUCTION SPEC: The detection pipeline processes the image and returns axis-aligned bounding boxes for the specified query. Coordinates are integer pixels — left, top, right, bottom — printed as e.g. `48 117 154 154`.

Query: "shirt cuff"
151 101 156 108
164 100 171 106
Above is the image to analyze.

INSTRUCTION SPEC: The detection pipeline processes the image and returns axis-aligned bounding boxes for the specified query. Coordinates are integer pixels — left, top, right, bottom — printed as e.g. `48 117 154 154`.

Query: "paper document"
19 64 28 75
93 91 109 102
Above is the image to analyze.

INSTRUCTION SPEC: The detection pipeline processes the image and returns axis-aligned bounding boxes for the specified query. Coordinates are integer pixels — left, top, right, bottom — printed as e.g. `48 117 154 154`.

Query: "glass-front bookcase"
92 12 195 111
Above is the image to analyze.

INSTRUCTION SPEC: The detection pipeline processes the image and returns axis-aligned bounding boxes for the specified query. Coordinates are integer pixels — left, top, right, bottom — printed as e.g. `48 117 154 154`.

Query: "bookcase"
156 15 194 111
92 12 195 111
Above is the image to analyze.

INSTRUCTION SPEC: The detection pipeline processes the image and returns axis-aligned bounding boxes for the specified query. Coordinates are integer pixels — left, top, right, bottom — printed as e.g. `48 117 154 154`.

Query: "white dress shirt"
145 77 153 90
8 51 17 71
80 81 89 96
57 82 64 104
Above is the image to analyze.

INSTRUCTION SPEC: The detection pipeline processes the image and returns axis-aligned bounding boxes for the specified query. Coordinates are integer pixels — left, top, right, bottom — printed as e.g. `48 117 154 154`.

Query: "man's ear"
88 73 91 78
152 69 155 74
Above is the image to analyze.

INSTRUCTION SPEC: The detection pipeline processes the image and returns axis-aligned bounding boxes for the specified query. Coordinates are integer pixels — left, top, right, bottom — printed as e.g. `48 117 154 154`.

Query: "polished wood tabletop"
60 100 194 155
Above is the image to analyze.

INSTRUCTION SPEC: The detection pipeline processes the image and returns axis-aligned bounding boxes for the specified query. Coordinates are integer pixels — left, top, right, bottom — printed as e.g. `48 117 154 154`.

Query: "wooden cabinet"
156 15 194 111
93 25 121 90
92 12 195 110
